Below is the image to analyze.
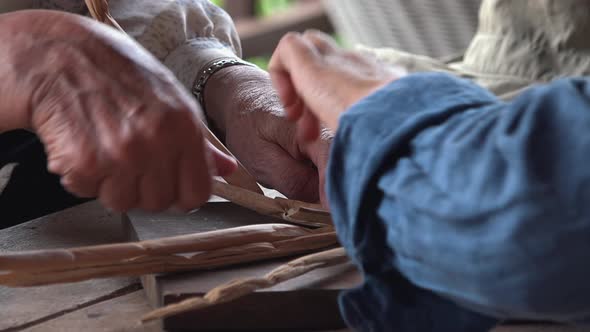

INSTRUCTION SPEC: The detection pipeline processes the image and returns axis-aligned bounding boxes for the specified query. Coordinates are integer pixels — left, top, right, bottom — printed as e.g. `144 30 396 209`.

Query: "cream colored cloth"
0 0 243 92
358 0 590 100
0 163 17 196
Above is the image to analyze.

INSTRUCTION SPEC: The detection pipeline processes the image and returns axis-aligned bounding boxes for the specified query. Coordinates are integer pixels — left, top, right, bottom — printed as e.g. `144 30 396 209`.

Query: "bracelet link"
192 58 254 110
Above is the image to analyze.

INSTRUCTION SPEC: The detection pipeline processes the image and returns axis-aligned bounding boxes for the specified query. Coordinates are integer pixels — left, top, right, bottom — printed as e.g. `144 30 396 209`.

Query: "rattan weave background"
322 0 482 58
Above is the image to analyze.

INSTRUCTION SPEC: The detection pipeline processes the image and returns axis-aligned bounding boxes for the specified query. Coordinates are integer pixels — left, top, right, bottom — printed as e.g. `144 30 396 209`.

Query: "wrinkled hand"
2 11 237 212
269 30 405 141
204 65 331 205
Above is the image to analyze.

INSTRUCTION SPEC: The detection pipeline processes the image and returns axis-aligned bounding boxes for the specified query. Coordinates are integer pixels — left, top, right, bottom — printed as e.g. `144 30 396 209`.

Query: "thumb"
206 142 238 177
269 32 318 74
269 32 320 100
269 33 338 131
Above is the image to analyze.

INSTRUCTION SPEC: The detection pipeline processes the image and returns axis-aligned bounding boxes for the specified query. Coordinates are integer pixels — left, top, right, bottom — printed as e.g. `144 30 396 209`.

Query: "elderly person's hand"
204 65 331 205
0 10 237 212
269 30 406 141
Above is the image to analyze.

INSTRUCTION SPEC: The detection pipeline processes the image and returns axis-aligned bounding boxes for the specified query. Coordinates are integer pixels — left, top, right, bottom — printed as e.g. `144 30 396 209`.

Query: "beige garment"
0 0 243 92
359 0 590 100
0 163 17 195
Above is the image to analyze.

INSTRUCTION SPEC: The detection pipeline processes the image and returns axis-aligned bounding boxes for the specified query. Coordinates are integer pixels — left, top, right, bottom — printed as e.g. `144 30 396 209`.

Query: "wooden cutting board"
124 201 360 331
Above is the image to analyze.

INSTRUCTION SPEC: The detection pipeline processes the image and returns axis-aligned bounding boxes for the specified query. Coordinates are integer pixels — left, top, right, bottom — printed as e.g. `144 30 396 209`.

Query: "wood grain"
141 248 350 322
212 180 332 227
1 202 583 332
127 202 360 331
21 291 161 332
0 202 138 331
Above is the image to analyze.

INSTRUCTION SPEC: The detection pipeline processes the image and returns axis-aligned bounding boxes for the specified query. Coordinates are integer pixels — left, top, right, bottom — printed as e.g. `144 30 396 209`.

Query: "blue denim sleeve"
327 73 590 332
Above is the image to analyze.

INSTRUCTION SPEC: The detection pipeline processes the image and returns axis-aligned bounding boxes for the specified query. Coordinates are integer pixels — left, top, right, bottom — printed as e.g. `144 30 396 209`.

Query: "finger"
97 173 140 212
270 33 335 129
304 138 331 208
268 32 320 87
206 142 237 177
303 30 339 54
297 109 320 143
269 70 303 121
133 114 180 213
286 97 306 122
61 93 126 197
137 156 178 212
52 143 104 198
61 170 105 198
176 143 212 212
256 144 319 203
36 102 96 178
45 124 106 197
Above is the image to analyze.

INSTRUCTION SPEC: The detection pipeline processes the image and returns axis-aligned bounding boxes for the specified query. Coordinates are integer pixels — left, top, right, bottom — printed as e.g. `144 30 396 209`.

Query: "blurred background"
214 0 483 68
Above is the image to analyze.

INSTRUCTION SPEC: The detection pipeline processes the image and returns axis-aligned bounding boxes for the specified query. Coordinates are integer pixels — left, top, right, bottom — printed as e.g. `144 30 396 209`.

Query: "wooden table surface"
0 201 588 332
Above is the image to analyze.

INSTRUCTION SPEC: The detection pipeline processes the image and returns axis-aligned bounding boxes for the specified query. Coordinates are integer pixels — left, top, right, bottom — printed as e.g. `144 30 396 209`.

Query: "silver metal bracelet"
192 58 255 109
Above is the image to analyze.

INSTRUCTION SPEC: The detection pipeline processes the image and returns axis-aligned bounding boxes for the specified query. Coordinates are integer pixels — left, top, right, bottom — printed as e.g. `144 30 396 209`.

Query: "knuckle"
46 155 68 175
303 29 316 37
281 32 302 46
303 29 326 44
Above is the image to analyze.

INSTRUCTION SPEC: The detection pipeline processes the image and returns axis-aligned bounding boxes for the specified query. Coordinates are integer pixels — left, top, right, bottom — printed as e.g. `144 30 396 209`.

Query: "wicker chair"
322 0 482 59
